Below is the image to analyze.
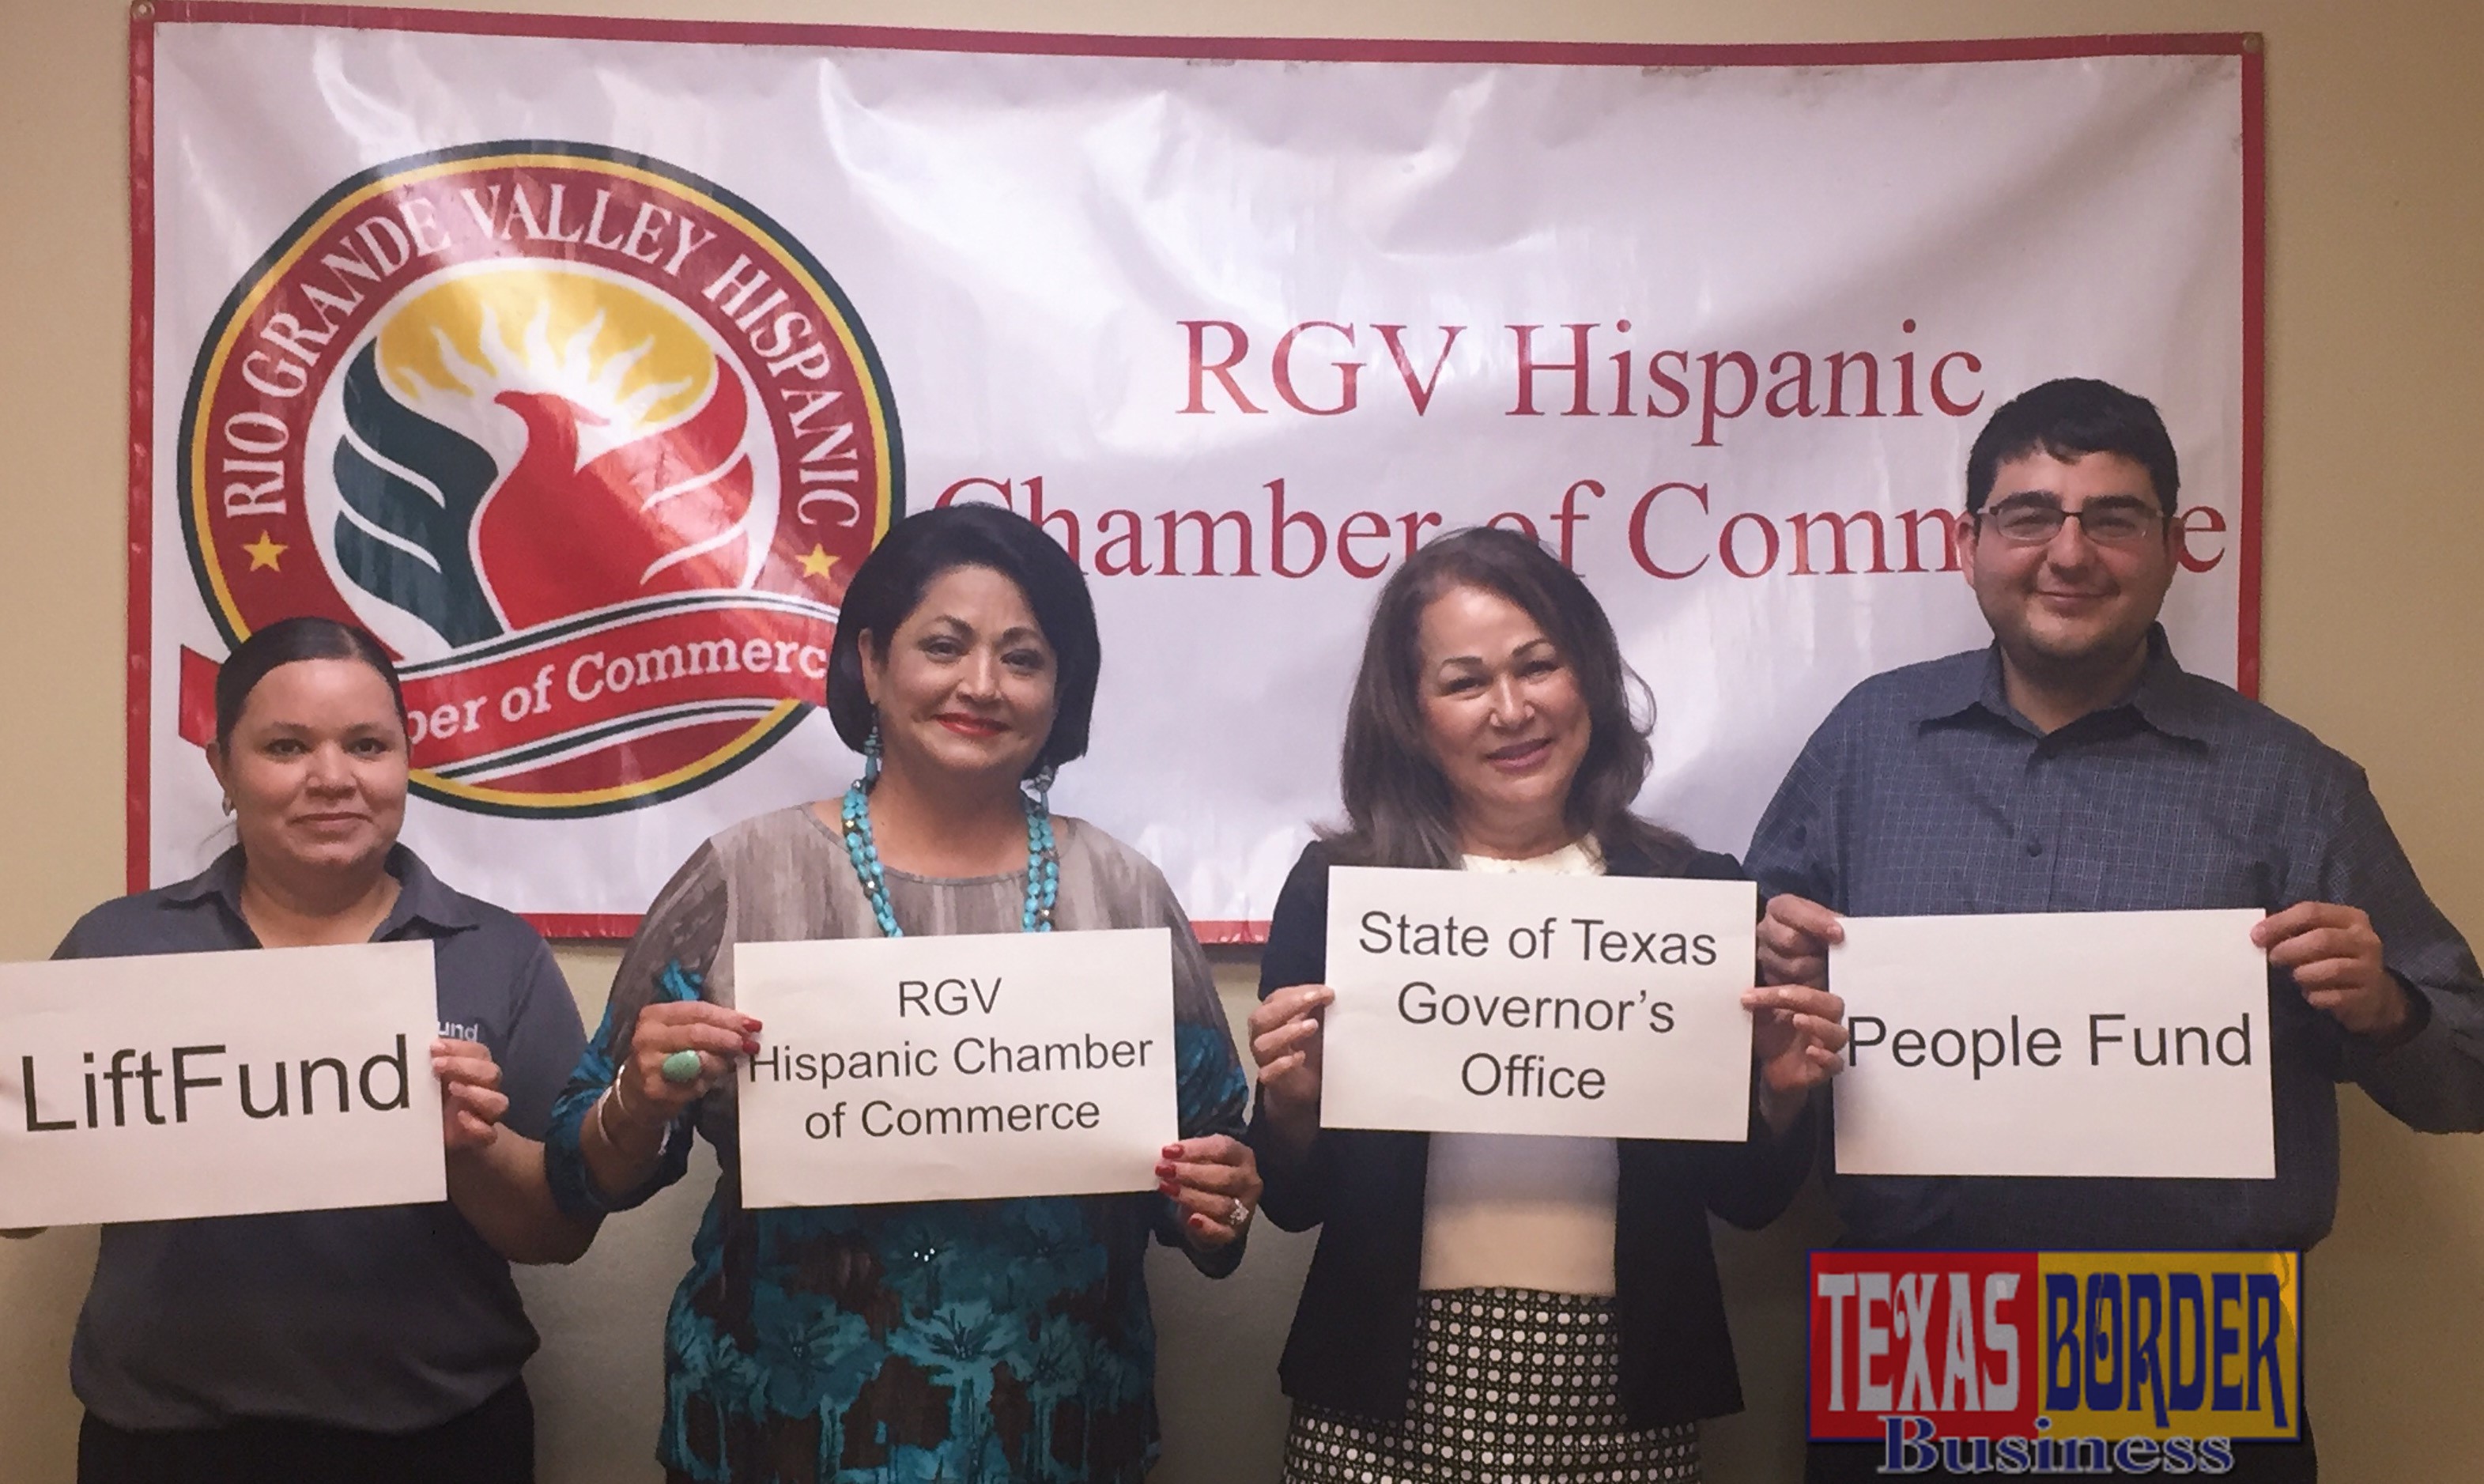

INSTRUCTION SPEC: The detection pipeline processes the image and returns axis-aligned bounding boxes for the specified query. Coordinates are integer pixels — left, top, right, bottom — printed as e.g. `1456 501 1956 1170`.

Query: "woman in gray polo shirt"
9 617 594 1484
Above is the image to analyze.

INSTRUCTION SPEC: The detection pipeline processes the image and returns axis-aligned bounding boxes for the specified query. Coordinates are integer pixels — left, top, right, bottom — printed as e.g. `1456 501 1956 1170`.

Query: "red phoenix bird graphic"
474 368 759 630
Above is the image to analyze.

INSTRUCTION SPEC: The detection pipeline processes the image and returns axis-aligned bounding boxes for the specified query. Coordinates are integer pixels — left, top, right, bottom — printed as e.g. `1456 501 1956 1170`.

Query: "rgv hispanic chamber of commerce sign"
132 8 2259 935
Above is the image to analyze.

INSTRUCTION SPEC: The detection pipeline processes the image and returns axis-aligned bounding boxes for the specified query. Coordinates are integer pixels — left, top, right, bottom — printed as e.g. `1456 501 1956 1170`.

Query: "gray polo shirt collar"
160 844 484 938
1910 624 2215 745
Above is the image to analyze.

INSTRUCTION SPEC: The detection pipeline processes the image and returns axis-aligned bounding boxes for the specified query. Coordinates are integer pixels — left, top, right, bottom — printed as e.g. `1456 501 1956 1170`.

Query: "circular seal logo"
179 142 900 817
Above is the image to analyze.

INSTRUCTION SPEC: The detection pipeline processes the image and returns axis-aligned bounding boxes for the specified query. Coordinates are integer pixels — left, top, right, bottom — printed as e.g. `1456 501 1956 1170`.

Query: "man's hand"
1759 893 1842 990
2256 902 2412 1040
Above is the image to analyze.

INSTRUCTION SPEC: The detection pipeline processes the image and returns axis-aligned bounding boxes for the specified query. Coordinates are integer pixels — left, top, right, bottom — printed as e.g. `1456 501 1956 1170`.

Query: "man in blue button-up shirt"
1746 377 2484 1481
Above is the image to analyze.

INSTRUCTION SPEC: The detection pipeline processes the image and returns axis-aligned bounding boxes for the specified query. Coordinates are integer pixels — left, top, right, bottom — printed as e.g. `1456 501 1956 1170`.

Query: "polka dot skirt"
1282 1288 1702 1483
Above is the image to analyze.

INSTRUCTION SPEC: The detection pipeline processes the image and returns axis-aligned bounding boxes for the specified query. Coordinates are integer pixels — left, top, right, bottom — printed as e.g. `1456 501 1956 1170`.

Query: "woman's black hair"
213 616 408 751
1324 525 1693 873
824 504 1102 776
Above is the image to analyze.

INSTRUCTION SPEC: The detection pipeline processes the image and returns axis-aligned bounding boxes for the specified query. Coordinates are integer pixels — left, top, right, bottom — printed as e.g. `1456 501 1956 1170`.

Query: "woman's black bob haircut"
824 504 1102 777
213 615 407 753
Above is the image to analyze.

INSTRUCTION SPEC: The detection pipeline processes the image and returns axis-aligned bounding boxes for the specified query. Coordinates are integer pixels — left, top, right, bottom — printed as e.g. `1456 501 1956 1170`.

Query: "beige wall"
3 0 2480 1479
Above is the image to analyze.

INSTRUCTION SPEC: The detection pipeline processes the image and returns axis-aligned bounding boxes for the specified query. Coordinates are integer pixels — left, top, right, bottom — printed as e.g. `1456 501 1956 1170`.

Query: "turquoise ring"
660 1049 704 1085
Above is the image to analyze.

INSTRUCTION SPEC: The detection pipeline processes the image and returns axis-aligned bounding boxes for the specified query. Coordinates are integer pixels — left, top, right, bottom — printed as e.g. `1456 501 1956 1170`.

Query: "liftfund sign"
139 15 2253 928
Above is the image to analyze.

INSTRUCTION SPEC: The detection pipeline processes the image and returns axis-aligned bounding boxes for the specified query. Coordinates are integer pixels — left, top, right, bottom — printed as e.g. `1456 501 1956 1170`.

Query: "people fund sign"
733 930 1178 1206
1319 867 1759 1139
0 942 446 1228
138 13 2256 937
1831 911 2274 1179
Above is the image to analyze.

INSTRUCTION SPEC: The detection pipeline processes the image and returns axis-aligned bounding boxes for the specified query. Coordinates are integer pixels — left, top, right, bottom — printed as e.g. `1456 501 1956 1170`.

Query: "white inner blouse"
1418 838 1619 1297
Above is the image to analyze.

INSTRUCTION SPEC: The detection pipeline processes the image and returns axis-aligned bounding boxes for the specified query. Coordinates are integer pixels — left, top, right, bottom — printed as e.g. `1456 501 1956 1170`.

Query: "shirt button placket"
2011 746 2058 908
2022 747 2073 908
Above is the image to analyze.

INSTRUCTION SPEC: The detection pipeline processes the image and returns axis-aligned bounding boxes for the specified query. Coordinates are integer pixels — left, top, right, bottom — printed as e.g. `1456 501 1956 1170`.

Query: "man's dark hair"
1324 525 1692 873
824 503 1102 777
1965 377 2180 515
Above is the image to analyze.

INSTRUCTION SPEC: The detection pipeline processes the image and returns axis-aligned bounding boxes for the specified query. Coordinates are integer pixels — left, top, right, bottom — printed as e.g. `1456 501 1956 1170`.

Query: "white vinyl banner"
0 942 446 1228
733 930 1177 1207
1319 866 1759 1139
138 12 2253 934
1831 911 2274 1179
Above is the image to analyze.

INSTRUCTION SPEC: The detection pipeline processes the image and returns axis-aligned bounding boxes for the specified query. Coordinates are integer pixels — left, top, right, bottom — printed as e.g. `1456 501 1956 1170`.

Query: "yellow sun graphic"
373 263 718 436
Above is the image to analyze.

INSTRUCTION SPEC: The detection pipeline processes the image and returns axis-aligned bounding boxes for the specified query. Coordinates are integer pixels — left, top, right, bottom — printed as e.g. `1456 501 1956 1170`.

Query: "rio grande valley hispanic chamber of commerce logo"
178 142 900 817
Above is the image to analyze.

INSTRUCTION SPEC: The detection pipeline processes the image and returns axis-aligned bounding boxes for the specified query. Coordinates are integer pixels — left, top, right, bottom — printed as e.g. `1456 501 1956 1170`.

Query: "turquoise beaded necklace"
838 775 1059 937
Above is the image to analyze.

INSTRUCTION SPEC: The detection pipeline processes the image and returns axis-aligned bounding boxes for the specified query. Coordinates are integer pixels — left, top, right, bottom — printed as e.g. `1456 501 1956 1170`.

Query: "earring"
1024 761 1057 807
862 723 882 785
220 795 234 816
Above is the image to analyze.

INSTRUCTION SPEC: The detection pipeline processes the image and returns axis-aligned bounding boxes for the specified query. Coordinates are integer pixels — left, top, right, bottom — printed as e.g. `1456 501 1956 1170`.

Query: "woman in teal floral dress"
542 505 1261 1483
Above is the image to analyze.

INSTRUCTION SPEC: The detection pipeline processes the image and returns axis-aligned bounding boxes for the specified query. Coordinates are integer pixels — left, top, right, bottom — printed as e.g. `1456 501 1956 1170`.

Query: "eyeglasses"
1976 497 2165 546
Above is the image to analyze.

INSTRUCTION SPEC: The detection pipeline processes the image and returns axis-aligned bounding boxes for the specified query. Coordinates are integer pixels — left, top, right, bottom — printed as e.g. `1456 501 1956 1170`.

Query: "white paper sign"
1832 910 2273 1179
1319 867 1759 1140
0 942 447 1228
734 929 1179 1207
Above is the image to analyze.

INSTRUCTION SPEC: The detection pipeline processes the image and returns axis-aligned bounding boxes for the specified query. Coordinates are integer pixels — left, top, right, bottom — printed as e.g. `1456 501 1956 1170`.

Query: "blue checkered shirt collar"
1909 624 2216 745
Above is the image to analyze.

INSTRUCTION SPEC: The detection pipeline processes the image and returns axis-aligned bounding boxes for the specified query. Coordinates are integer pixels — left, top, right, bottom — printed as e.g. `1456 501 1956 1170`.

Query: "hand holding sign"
1750 893 1852 1131
1245 983 1331 1160
2256 901 2409 1039
1742 983 1849 1132
606 998 763 1151
1157 1135 1263 1247
1758 893 1844 991
431 1038 508 1151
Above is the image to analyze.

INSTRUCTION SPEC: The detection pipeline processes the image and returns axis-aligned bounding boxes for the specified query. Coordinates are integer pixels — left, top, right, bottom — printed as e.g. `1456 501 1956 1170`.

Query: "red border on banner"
142 4 2252 67
1189 921 1264 947
2239 39 2267 699
514 913 1285 946
526 913 651 940
128 6 2266 941
127 7 157 898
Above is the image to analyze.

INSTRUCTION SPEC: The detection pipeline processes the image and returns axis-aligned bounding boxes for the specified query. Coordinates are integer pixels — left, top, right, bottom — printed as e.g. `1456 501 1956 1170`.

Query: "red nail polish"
1157 1180 1180 1197
1154 1161 1176 1180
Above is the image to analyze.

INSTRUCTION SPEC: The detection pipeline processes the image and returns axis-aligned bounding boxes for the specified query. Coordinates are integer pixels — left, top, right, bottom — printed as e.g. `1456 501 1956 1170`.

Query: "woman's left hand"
1157 1135 1263 1250
1742 984 1849 1135
433 1037 511 1153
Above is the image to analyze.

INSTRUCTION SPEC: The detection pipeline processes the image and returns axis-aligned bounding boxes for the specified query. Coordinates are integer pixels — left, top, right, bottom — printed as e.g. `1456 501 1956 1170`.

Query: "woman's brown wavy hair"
1323 526 1693 874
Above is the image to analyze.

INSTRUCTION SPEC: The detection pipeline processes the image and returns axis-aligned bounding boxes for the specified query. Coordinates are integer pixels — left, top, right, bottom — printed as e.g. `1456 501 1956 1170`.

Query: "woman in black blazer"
1246 527 1848 1482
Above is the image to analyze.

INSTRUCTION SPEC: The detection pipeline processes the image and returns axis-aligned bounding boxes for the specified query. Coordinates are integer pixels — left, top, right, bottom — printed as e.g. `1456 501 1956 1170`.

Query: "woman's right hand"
604 1001 762 1149
1246 984 1331 1155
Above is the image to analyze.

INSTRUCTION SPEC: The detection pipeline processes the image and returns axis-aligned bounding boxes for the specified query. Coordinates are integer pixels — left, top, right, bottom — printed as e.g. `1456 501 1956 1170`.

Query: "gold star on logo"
798 544 838 580
242 532 288 572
